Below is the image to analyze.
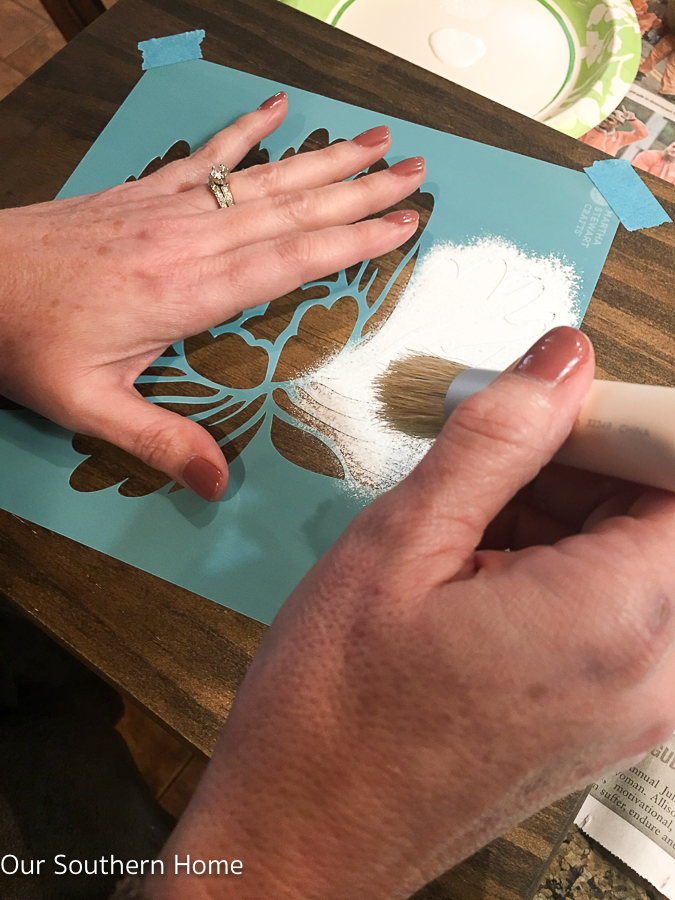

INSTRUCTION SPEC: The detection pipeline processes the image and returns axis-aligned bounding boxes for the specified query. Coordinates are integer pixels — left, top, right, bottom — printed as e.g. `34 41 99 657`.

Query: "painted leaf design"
274 387 363 483
184 332 269 389
273 387 351 478
273 296 360 382
242 285 330 342
270 415 344 480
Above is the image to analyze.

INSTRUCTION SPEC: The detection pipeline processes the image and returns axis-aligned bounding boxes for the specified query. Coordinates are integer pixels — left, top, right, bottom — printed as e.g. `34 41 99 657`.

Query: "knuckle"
584 588 674 687
274 189 316 228
448 390 548 458
249 163 283 197
273 231 316 280
128 417 176 473
522 538 675 692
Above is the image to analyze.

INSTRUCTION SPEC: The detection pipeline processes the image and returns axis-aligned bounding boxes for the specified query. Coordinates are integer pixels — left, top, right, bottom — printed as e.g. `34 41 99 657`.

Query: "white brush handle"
556 380 675 491
445 375 675 491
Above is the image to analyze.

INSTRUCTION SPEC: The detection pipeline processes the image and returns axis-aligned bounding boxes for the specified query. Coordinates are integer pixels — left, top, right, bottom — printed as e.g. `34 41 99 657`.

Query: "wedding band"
208 165 235 208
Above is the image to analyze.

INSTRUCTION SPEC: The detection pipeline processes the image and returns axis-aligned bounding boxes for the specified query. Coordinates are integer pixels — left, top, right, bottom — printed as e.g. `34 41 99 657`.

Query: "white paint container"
335 0 577 119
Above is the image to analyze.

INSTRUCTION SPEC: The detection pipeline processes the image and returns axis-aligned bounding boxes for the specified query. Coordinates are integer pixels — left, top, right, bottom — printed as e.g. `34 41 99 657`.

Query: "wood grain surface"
0 0 674 897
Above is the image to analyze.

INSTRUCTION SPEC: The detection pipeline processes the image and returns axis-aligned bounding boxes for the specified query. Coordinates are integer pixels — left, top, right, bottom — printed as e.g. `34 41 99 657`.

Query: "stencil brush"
375 355 498 439
374 353 675 491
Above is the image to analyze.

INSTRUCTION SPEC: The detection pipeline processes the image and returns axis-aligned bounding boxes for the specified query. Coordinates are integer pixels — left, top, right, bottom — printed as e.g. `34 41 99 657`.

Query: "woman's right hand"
149 326 675 900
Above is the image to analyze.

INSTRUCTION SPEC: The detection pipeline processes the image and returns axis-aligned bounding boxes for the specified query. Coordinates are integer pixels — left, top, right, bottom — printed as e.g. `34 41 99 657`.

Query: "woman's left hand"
0 92 424 499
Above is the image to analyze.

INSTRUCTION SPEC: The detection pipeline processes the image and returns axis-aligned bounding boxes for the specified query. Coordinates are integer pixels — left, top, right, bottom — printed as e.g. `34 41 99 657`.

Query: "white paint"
429 28 486 68
337 0 571 118
290 238 579 498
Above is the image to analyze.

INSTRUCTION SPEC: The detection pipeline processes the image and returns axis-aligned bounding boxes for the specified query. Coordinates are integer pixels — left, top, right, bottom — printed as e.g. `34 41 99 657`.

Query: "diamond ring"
208 165 235 208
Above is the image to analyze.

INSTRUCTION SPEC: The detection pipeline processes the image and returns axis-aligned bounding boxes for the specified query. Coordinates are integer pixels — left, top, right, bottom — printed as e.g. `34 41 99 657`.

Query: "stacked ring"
208 165 235 208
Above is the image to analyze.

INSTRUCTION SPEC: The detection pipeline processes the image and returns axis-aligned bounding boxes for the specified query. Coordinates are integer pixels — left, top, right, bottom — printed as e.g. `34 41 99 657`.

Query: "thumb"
85 387 229 501
391 327 595 571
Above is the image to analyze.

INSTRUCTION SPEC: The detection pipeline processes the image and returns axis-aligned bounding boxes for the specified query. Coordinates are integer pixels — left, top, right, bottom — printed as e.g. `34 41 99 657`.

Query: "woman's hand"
0 93 424 500
150 327 675 900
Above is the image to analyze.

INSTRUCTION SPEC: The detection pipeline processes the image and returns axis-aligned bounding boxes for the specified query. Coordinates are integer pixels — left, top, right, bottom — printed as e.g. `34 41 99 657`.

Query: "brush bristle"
374 354 467 438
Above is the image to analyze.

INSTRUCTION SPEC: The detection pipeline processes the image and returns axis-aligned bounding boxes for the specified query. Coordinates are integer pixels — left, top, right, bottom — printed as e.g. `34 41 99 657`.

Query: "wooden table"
1 1 674 897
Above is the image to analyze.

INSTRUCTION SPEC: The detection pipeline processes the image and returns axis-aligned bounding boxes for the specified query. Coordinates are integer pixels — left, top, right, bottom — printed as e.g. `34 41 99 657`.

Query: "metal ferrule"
444 369 500 418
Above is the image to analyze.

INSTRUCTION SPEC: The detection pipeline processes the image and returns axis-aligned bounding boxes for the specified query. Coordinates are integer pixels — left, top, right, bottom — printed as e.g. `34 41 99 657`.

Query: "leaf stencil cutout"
201 394 266 444
280 129 342 161
360 251 418 340
136 381 219 399
70 436 174 496
273 296 360 382
69 126 435 495
184 332 269 389
125 141 191 182
243 285 331 342
140 367 187 378
270 415 345 480
233 142 271 172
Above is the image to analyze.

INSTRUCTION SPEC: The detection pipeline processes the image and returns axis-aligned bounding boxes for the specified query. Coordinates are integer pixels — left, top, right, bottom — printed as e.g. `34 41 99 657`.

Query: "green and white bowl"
281 0 641 138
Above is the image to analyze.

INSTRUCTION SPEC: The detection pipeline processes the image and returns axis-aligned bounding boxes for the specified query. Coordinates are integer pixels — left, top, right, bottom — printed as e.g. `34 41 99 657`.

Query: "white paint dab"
429 28 486 68
338 0 571 118
289 238 580 500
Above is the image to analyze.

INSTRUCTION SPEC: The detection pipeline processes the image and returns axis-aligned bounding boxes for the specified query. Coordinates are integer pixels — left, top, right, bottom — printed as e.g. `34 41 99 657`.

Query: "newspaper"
576 735 675 898
574 8 674 884
578 0 675 185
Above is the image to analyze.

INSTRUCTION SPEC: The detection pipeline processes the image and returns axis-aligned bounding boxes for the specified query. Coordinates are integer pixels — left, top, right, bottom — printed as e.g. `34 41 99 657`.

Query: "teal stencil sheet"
0 59 619 625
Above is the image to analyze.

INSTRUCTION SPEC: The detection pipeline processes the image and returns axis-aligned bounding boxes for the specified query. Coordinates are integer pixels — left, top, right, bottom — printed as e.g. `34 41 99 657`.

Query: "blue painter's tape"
584 158 672 232
138 30 206 70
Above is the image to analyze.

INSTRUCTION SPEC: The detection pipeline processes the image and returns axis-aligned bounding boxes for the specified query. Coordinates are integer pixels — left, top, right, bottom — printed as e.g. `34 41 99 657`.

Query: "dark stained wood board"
1 0 674 897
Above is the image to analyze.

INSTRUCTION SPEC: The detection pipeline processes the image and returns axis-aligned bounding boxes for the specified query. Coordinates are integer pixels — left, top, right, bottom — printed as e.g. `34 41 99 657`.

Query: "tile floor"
0 0 66 100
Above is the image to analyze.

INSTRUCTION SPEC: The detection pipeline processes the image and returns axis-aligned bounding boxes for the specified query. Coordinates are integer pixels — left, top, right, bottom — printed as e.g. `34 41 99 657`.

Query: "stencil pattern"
69 132 435 496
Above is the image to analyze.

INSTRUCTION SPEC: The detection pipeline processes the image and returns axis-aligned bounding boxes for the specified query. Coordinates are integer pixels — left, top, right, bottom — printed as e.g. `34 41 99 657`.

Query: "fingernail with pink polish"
182 456 223 501
389 156 425 177
258 91 287 111
382 210 419 226
514 326 590 385
352 125 390 147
